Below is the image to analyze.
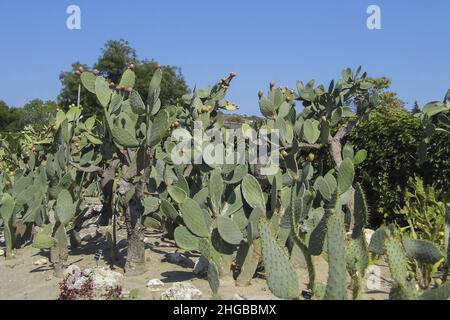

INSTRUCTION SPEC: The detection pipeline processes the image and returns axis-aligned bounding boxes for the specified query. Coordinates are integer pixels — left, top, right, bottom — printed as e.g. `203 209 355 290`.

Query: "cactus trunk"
124 194 147 275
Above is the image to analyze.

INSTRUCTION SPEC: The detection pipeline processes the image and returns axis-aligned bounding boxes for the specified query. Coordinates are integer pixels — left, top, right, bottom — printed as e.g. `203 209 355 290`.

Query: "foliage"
58 40 189 116
368 225 450 300
349 106 424 225
22 99 59 128
0 100 25 132
354 77 405 112
58 274 94 300
1 64 449 301
95 39 138 83
394 176 448 289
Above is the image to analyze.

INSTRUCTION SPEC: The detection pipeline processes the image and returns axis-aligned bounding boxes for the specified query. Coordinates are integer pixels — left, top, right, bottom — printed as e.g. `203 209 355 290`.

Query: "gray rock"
79 226 99 242
146 279 165 291
160 282 202 300
166 252 195 268
91 267 123 292
33 257 49 266
193 256 209 275
232 293 247 300
83 268 94 276
64 265 82 278
61 266 123 298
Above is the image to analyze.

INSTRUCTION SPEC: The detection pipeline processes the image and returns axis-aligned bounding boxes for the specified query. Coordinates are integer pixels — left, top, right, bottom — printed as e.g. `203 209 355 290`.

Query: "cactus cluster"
1 65 449 300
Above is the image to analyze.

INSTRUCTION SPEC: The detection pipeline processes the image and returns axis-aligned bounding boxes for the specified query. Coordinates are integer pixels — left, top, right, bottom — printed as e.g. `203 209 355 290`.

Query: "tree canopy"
58 39 189 116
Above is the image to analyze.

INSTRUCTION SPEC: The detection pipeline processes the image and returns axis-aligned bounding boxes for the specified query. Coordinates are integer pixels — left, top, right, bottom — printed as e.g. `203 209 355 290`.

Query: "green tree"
355 77 405 111
58 62 95 112
349 106 423 226
0 100 25 132
22 99 58 128
58 39 189 116
411 101 421 114
134 60 189 106
94 39 138 83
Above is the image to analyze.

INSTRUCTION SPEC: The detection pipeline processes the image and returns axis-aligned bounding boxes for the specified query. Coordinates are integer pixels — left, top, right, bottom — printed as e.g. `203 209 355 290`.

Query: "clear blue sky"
0 0 449 114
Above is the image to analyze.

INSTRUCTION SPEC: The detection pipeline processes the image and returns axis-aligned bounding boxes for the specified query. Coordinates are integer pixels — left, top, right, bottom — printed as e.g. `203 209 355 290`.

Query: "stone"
146 279 165 291
232 293 247 300
60 266 124 299
91 267 123 292
33 257 49 266
160 282 202 300
79 226 99 242
65 273 86 291
193 256 209 275
0 249 4 257
166 252 195 268
83 268 94 276
364 229 375 244
64 265 82 278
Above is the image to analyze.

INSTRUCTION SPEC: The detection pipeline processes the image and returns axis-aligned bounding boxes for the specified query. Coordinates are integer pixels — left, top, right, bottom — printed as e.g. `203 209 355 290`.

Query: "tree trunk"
124 199 146 275
329 122 356 229
98 160 119 226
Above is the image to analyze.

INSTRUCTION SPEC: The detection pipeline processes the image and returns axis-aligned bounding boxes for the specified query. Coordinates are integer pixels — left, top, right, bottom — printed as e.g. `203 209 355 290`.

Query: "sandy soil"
0 229 392 300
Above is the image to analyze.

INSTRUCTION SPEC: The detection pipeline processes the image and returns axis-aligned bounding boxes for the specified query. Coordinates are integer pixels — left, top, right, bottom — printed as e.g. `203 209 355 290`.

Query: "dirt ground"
0 229 393 300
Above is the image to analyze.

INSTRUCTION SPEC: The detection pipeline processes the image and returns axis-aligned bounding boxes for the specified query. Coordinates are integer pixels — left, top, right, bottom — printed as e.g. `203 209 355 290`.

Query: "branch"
328 121 356 167
70 161 103 173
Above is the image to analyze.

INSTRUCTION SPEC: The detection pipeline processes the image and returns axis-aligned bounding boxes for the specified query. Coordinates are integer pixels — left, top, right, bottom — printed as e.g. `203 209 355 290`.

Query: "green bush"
425 131 450 192
349 106 424 225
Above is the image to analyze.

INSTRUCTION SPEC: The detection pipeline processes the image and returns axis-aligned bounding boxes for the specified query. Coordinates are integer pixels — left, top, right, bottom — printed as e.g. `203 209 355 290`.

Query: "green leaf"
168 185 187 204
337 158 354 194
217 216 244 245
33 225 56 249
119 69 136 89
129 91 146 115
303 119 320 144
325 212 348 300
259 218 300 299
314 176 332 201
80 72 96 94
368 228 388 255
353 150 367 165
55 190 76 226
181 198 210 238
423 102 448 117
95 76 112 108
174 226 200 251
209 168 223 215
208 262 220 297
160 199 179 221
277 102 291 118
260 98 275 118
402 238 443 265
242 175 265 210
111 127 139 148
224 164 248 184
0 193 15 222
85 133 103 145
148 68 162 108
343 143 354 160
420 282 450 300
143 196 160 214
148 110 169 147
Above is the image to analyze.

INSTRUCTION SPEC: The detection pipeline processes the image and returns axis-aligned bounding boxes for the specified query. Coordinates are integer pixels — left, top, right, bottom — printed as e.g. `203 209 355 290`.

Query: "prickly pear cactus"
385 237 419 300
259 217 300 299
325 210 348 300
0 193 15 257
